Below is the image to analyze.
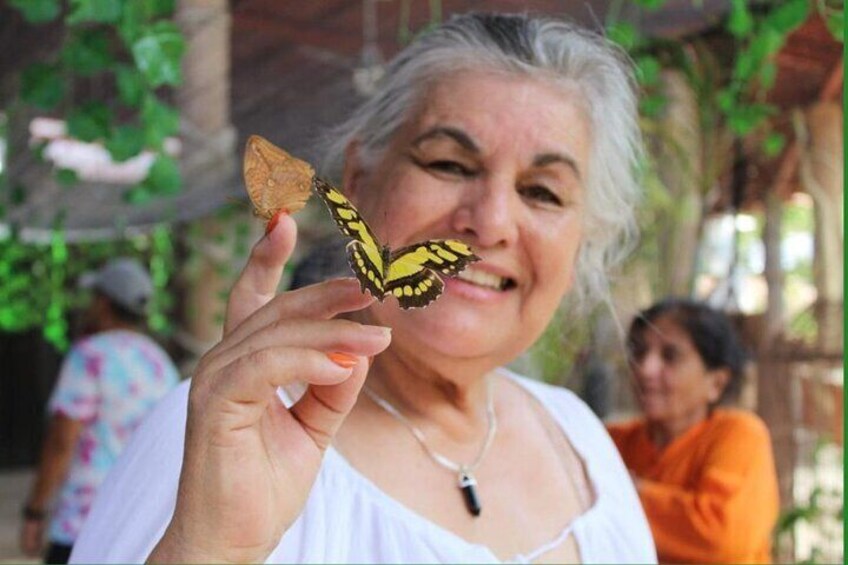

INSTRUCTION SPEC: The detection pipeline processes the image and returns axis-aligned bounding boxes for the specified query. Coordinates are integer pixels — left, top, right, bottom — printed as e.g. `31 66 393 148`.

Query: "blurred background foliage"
2 0 185 349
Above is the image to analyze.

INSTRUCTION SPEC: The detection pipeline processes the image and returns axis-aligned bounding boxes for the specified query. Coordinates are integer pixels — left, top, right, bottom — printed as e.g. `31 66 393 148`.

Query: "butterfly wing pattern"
243 135 313 220
313 178 480 309
313 178 387 300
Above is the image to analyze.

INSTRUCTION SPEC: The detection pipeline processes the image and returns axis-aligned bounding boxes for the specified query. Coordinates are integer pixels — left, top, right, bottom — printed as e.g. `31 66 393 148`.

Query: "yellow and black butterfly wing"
390 240 480 277
385 240 480 309
384 258 445 309
313 178 387 299
345 240 388 300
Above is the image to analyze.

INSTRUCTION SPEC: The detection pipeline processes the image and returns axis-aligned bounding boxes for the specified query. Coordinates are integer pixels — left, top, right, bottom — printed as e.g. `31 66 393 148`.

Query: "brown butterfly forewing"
243 135 314 220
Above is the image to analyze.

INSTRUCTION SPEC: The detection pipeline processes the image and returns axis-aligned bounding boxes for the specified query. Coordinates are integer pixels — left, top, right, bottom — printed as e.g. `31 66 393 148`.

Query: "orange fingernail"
327 352 358 369
265 209 289 236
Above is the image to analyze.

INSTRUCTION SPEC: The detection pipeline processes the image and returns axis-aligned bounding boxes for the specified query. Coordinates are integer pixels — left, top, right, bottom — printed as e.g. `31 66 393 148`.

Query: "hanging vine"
2 0 186 349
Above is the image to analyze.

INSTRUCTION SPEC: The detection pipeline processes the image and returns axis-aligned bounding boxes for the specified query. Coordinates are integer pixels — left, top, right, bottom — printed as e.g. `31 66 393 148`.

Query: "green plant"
10 0 185 201
605 0 841 300
0 227 175 350
2 0 186 348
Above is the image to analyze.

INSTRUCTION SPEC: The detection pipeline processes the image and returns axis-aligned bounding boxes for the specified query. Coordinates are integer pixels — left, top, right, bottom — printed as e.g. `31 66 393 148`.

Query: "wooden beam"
771 57 843 199
819 56 844 102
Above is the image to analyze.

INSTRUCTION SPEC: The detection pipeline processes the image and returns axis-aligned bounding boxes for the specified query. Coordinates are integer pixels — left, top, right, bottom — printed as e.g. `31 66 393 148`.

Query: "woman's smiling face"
345 71 591 365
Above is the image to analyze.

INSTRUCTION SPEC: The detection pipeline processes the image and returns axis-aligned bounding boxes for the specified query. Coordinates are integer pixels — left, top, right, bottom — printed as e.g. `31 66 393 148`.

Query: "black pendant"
458 471 482 517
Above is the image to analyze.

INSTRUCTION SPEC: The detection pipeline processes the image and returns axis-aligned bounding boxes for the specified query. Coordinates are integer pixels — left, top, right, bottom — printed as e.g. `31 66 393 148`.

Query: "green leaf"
120 0 178 46
67 102 113 142
726 103 776 135
716 88 736 112
55 168 79 186
825 11 844 42
61 29 115 75
758 61 778 89
21 63 65 110
606 22 639 51
732 48 757 83
728 0 754 37
8 0 61 23
124 184 153 204
32 142 49 162
106 125 145 161
120 0 176 40
750 27 786 60
132 22 186 87
632 0 666 10
731 28 784 86
67 0 123 24
640 93 667 118
764 0 810 34
763 132 785 157
116 65 146 107
146 154 182 194
119 2 144 45
141 95 179 147
636 55 662 86
143 0 176 18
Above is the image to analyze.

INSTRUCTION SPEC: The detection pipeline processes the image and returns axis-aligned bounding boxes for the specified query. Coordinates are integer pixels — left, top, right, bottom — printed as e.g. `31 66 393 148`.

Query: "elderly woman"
72 13 655 564
608 299 779 563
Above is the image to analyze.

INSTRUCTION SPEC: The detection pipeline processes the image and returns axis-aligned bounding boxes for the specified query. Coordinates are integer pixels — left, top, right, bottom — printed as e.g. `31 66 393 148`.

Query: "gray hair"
320 12 642 308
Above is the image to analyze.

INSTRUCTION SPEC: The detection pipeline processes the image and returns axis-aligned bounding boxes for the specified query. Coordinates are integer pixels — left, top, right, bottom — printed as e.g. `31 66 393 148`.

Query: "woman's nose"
635 351 663 381
451 176 519 248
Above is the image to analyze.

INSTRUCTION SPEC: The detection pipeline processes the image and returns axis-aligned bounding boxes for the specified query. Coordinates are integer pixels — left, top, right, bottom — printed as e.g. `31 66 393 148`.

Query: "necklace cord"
362 376 497 475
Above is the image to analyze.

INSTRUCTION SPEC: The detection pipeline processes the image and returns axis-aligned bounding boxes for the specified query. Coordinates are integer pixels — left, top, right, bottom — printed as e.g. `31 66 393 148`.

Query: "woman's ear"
342 141 365 200
706 367 731 404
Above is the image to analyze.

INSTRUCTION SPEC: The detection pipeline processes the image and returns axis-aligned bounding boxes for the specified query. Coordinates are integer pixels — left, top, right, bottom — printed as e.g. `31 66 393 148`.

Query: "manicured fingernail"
327 352 358 369
364 325 392 337
265 209 289 236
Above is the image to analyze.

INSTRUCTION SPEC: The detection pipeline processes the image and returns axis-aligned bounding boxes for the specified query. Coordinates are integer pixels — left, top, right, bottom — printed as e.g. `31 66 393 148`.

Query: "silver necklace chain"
362 376 498 476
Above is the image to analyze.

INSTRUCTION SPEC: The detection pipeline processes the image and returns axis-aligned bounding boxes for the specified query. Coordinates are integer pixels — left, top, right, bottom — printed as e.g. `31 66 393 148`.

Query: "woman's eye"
427 160 476 177
628 343 646 362
661 347 678 363
519 185 563 206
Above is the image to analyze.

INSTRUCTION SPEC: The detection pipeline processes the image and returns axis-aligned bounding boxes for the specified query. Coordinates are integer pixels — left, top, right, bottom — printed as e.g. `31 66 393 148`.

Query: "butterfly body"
314 178 480 309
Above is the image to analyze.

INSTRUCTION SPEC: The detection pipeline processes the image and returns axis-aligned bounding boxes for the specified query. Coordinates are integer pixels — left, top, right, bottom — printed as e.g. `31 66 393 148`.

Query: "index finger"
224 212 296 335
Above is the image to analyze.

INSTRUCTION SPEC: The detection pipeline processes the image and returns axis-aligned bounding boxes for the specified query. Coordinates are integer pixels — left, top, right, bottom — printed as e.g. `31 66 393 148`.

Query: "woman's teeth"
457 268 509 290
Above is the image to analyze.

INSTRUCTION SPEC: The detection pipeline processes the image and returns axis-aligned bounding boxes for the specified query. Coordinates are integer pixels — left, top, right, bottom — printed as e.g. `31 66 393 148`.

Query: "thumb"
288 356 370 450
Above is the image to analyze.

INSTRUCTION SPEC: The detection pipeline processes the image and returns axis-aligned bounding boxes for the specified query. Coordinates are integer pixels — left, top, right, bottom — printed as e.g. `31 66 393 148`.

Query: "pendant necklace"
362 376 497 518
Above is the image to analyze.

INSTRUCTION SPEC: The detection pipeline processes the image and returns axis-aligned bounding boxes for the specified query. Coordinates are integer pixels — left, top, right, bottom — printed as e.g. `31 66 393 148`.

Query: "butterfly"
243 135 314 221
313 178 481 309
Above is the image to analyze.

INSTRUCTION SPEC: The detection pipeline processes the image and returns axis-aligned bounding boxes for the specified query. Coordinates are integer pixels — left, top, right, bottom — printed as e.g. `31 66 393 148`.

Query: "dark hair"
97 291 147 326
628 298 748 406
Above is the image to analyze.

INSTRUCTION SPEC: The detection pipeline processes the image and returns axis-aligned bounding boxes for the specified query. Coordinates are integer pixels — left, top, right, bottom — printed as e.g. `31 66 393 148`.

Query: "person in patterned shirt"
19 258 180 564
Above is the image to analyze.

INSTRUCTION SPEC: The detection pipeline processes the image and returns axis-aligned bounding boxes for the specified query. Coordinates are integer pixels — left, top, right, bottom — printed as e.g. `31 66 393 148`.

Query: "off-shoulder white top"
71 371 656 564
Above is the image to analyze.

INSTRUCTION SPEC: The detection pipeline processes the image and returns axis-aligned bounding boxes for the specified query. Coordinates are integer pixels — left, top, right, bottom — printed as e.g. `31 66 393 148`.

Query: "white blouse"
71 372 656 564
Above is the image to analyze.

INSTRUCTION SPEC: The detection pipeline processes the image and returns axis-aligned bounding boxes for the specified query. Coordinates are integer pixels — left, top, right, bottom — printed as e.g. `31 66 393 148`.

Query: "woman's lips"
444 276 511 302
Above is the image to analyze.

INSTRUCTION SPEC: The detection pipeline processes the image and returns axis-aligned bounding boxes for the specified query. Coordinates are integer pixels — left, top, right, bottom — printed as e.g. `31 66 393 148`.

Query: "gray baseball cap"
80 258 154 316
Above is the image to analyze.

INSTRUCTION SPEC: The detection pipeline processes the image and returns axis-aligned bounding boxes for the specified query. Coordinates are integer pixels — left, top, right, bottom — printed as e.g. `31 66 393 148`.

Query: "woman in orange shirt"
608 298 780 563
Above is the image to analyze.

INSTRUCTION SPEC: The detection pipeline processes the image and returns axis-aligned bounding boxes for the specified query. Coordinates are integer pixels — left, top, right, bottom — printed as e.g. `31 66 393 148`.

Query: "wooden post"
799 102 843 353
174 0 240 366
653 69 705 296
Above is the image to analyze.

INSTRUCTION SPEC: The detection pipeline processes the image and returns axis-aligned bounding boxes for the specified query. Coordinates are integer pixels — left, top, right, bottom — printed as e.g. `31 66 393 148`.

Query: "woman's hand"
149 213 391 563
